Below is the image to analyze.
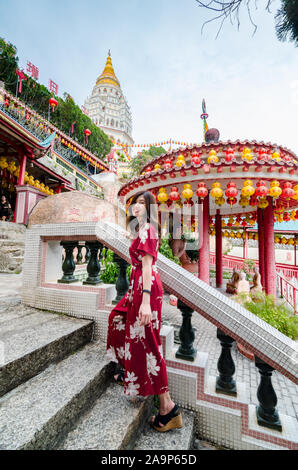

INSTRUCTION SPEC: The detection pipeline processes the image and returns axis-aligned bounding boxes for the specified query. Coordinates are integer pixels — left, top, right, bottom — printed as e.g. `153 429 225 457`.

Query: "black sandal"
114 369 125 386
151 404 183 432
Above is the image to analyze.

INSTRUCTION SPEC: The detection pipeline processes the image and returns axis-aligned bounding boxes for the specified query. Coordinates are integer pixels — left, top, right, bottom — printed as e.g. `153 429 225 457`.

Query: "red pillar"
263 197 276 297
199 194 210 284
18 153 27 185
13 152 27 222
215 209 223 288
257 208 265 290
243 228 248 259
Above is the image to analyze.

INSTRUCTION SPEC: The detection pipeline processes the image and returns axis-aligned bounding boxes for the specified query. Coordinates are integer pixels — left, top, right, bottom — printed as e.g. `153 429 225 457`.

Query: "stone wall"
0 222 26 273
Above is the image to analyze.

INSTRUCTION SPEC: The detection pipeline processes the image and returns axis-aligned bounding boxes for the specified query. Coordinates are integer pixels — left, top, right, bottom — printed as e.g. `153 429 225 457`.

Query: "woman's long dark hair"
126 191 161 240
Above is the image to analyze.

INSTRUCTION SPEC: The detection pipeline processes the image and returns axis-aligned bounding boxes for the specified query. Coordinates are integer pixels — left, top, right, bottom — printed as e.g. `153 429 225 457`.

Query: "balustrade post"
85 245 91 264
76 244 83 265
175 299 197 361
112 254 129 304
58 241 78 284
255 356 282 431
83 242 103 285
216 329 237 396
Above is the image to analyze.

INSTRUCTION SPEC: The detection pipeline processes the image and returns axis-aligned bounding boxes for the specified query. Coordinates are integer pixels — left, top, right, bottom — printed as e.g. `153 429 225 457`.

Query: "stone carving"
226 268 240 294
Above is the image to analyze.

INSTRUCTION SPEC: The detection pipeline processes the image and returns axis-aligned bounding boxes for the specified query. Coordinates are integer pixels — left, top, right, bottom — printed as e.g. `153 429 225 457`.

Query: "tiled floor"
0 273 297 420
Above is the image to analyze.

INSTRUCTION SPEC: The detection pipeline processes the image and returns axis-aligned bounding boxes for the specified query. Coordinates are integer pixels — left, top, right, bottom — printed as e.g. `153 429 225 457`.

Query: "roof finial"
108 49 111 56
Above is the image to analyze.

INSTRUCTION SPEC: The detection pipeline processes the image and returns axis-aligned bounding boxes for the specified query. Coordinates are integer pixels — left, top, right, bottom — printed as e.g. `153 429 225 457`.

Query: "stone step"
57 382 153 450
0 240 25 247
0 308 94 396
133 408 196 450
0 341 113 450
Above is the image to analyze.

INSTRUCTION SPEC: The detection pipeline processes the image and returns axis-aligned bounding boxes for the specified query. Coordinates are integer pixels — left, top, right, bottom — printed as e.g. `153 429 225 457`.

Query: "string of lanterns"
0 157 54 195
153 179 298 210
1 96 107 171
210 229 298 245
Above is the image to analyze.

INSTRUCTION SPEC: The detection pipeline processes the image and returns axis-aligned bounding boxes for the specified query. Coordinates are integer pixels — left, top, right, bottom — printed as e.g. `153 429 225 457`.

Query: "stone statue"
226 267 240 294
236 272 250 300
250 267 263 300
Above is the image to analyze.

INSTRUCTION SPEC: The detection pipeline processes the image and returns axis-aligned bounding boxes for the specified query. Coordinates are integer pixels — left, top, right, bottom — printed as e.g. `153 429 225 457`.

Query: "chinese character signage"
26 61 39 80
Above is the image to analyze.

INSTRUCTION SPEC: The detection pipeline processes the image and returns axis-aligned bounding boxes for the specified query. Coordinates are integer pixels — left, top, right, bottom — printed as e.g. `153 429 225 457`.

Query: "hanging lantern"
196 182 208 200
176 155 185 167
163 158 172 169
271 151 281 162
225 147 234 162
227 197 237 206
146 166 153 173
207 149 218 164
182 184 193 200
257 148 268 161
258 197 269 209
154 164 161 171
215 197 225 206
242 147 253 161
157 187 168 203
282 182 295 200
169 186 180 201
283 212 291 222
84 129 91 144
239 197 250 207
191 152 201 165
210 182 223 198
241 180 255 197
49 97 58 112
269 180 282 198
255 180 268 198
292 184 298 200
225 182 238 202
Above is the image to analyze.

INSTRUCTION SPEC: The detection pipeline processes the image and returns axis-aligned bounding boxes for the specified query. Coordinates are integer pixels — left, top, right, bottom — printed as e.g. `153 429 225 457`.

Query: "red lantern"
227 197 237 206
49 97 58 112
283 212 290 221
258 148 267 161
225 147 234 162
295 210 298 220
169 186 180 201
4 98 9 107
84 129 91 144
163 158 172 169
146 166 153 173
255 181 268 197
196 182 208 199
282 182 294 199
225 182 238 199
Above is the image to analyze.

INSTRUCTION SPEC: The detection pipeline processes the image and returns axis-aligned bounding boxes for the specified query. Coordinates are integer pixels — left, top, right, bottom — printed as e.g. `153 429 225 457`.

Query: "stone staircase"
0 222 26 274
0 306 196 451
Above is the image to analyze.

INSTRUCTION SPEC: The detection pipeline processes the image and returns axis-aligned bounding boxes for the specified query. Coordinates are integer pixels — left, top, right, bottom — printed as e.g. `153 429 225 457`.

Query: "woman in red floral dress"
106 191 183 432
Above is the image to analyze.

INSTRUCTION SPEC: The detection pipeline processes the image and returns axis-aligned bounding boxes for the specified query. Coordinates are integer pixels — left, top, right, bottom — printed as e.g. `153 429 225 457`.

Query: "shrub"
234 292 298 340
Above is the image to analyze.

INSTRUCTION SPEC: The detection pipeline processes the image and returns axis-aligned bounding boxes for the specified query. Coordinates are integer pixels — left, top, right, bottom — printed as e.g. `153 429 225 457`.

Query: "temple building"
84 51 134 156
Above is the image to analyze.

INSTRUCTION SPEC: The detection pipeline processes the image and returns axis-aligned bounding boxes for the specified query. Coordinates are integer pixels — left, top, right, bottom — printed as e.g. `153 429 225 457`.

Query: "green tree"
275 0 298 46
0 37 112 162
128 146 166 176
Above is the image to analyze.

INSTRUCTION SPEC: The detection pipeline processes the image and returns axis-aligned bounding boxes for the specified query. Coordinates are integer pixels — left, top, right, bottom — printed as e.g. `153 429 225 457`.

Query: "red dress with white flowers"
106 223 169 398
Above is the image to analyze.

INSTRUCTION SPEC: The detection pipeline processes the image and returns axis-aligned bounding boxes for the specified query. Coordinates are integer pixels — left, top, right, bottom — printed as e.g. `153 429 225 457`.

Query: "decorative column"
257 208 265 289
215 209 223 288
216 329 237 396
13 151 27 223
243 228 248 260
83 242 103 285
263 197 276 297
112 253 129 304
198 194 210 284
58 242 78 283
255 356 282 431
175 299 197 361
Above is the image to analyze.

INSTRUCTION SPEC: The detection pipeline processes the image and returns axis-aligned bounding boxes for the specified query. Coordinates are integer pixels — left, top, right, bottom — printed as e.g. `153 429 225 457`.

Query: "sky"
0 0 297 156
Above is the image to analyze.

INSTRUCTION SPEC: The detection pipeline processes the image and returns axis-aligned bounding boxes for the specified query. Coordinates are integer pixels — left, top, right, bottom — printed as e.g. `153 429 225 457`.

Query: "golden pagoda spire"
96 51 120 88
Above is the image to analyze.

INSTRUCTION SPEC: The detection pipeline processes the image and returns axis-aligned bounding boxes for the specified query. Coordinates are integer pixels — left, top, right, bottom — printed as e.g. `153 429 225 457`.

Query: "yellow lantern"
216 197 225 206
24 172 29 184
272 151 281 162
154 164 161 171
288 238 295 245
176 159 185 167
241 180 255 197
210 182 223 198
230 231 235 238
28 175 35 186
0 157 8 170
258 197 269 209
274 236 280 244
248 232 253 239
224 230 229 237
239 197 250 207
242 232 246 240
177 154 185 162
207 149 218 164
269 180 282 198
157 188 168 203
242 147 253 161
281 237 287 245
182 184 193 200
34 180 41 189
210 229 216 236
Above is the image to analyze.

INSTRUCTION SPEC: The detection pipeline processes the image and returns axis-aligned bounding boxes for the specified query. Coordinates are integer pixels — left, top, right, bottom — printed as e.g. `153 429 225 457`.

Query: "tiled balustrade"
21 221 298 450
